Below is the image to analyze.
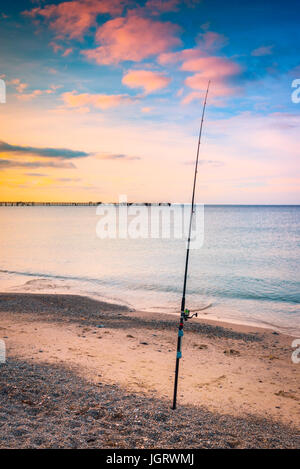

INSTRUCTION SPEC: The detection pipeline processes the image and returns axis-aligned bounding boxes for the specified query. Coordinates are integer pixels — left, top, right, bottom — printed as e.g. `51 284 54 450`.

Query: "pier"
0 202 172 207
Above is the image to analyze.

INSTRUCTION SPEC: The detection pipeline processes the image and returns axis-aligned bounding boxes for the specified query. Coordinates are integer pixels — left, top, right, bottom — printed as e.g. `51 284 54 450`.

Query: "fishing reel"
183 308 198 321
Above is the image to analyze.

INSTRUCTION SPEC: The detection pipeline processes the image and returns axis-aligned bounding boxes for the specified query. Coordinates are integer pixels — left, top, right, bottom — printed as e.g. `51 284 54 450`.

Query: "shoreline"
133 305 300 338
0 291 280 338
0 292 299 448
2 282 300 337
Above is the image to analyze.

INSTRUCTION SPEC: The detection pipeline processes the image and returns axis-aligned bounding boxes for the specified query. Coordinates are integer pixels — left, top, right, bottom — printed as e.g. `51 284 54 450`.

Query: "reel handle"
183 309 198 321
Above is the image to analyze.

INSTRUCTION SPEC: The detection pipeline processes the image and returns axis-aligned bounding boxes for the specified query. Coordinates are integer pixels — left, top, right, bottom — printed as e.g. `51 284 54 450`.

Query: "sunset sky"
0 0 299 203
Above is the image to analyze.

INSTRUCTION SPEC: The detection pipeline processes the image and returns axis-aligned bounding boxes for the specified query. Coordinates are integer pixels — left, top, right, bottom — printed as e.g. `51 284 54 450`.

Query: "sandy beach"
0 292 299 449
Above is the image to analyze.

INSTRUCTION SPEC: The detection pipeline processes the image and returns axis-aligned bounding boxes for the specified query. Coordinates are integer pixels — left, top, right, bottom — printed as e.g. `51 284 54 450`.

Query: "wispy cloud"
62 91 138 110
55 177 81 182
0 159 76 169
145 0 180 14
144 0 201 15
141 106 153 113
8 78 28 93
0 141 91 159
184 159 224 167
98 153 141 161
49 41 63 53
62 47 73 57
158 30 228 64
122 70 171 94
17 85 60 101
251 45 273 57
181 56 240 75
182 56 242 99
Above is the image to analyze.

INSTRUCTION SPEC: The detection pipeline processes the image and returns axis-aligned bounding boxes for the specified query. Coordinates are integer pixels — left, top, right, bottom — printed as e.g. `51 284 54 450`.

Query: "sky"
0 0 299 203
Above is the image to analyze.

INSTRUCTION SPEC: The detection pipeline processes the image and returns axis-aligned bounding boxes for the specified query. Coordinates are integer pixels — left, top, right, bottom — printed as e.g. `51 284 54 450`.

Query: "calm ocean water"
0 205 299 335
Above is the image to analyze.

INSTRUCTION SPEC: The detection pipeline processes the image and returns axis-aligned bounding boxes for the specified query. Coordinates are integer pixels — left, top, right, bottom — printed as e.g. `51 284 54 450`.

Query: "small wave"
1 268 300 305
0 269 95 284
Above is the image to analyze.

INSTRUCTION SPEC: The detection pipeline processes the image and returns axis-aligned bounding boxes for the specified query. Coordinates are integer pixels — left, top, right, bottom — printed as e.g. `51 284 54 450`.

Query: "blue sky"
0 0 299 203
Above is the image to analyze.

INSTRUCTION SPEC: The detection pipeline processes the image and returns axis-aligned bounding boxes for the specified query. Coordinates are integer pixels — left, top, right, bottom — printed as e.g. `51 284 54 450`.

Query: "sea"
0 205 299 335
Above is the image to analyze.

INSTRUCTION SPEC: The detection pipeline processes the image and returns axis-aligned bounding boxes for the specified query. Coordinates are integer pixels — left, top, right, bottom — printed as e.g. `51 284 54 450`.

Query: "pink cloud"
181 91 203 104
141 106 153 113
181 56 241 75
62 90 137 110
181 80 238 104
251 45 273 57
122 70 171 93
8 78 28 94
158 30 228 64
17 85 61 101
289 65 300 77
145 0 180 14
142 0 201 15
49 41 63 53
25 0 125 39
62 48 73 57
198 31 228 51
18 90 43 101
183 74 242 102
158 48 199 65
83 14 181 64
158 40 242 101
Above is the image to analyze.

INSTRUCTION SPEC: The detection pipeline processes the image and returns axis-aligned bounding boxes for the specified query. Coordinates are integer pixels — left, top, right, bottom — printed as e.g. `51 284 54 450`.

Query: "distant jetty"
0 201 172 207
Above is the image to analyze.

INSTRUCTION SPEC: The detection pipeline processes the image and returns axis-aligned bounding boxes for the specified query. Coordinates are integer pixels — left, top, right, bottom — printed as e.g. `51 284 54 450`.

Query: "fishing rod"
172 80 210 410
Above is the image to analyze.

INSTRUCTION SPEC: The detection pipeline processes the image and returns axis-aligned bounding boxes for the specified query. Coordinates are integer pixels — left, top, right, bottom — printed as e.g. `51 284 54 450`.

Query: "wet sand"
0 293 299 448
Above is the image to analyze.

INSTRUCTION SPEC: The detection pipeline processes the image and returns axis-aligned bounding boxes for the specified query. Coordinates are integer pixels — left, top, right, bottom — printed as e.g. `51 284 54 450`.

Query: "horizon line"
0 202 299 207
